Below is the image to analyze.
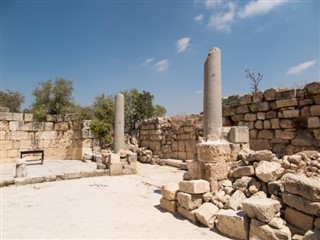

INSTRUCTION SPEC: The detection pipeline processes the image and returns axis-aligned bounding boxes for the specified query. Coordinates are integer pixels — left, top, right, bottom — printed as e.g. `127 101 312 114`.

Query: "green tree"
90 94 115 148
153 104 167 117
0 90 25 112
31 78 73 119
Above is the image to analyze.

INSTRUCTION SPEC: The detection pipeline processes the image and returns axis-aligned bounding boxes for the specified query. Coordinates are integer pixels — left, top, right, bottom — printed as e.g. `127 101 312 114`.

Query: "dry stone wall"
138 82 320 158
0 109 99 163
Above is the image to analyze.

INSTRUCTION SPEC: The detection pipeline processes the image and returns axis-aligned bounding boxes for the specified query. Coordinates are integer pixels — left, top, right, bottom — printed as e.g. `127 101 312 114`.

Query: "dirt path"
1 163 230 239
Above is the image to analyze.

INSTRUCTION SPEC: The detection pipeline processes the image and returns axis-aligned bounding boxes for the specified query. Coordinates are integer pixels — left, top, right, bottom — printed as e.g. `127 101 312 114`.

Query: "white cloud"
194 90 203 94
205 0 223 9
142 58 154 65
155 59 169 72
194 14 204 22
177 37 191 53
208 3 235 32
286 60 317 75
238 0 286 19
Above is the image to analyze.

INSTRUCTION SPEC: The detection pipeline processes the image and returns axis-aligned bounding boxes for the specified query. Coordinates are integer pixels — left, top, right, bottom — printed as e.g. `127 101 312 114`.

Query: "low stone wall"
0 111 99 163
139 82 320 158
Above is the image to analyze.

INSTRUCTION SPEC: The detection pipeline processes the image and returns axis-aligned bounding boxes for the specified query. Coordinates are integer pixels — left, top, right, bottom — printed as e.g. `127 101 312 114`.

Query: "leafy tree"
90 94 115 148
0 90 25 112
153 104 167 117
31 78 73 119
245 69 263 93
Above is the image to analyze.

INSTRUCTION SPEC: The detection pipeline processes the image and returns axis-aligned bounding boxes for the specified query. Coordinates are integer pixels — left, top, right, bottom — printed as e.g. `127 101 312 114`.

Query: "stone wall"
138 82 320 158
0 109 99 163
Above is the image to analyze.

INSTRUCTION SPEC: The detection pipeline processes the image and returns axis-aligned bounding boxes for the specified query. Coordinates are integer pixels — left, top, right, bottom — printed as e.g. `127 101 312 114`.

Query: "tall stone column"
114 93 125 153
203 47 222 141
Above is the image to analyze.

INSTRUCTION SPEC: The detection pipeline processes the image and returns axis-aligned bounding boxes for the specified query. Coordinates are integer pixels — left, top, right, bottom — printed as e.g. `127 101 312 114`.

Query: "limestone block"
310 105 320 116
257 112 266 120
109 163 123 176
194 202 219 227
280 119 298 128
177 192 202 210
108 153 120 163
308 117 320 128
54 122 69 131
249 102 270 112
264 120 271 129
255 120 264 129
15 159 27 178
255 161 284 182
275 98 298 108
233 176 255 192
177 205 197 223
282 192 320 216
244 113 257 121
226 190 247 211
268 181 284 196
203 162 229 182
229 126 249 143
177 151 187 160
196 140 231 163
276 129 296 140
179 180 210 194
250 218 291 240
82 139 92 148
233 166 255 178
216 210 250 240
285 207 315 231
283 109 300 118
271 118 280 129
1 140 13 150
248 149 275 162
23 113 33 122
242 198 281 223
186 160 202 179
12 113 23 121
315 218 320 230
281 173 320 201
258 130 275 139
161 183 179 201
160 197 177 213
302 229 320 240
9 121 21 131
264 88 277 101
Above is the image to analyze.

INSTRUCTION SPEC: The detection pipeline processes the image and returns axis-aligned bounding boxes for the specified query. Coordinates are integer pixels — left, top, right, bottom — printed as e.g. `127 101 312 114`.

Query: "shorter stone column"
15 159 27 178
114 93 125 153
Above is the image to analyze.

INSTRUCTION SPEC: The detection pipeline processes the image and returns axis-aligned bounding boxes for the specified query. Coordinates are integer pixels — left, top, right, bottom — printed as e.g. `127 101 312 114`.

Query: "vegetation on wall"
245 68 263 93
0 90 25 112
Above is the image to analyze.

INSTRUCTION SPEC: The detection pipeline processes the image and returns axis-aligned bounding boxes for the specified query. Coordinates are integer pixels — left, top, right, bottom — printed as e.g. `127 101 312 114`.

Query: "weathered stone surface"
275 98 298 108
302 229 320 240
194 202 219 227
160 197 177 213
314 217 320 230
186 160 202 179
203 162 229 182
268 181 284 196
177 192 203 210
196 140 231 163
109 163 123 176
226 190 247 211
15 158 27 178
242 198 281 223
248 150 275 162
229 126 249 143
233 176 255 192
216 209 250 240
161 183 179 201
179 180 210 194
255 161 284 182
250 218 291 240
285 207 315 231
233 166 255 178
177 205 197 223
281 173 320 201
282 191 320 216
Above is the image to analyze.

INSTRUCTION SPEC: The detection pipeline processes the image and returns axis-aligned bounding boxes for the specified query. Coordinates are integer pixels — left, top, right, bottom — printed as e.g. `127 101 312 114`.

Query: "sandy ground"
1 163 230 239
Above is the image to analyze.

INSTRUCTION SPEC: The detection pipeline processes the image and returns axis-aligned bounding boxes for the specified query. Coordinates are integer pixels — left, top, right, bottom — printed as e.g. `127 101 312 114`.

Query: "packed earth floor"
1 162 230 239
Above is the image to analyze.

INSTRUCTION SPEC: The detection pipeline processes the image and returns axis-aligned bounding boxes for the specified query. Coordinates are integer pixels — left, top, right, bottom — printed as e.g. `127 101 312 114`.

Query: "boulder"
242 198 281 223
282 173 320 202
285 207 315 232
226 190 247 211
179 180 210 194
216 209 250 240
160 198 177 213
255 161 284 182
282 191 320 216
176 192 203 210
194 202 219 227
233 176 255 192
248 150 275 162
250 218 291 240
177 206 197 223
233 166 255 178
161 183 179 201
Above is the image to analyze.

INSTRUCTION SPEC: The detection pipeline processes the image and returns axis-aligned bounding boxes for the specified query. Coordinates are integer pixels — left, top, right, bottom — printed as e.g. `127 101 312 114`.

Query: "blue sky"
1 0 319 116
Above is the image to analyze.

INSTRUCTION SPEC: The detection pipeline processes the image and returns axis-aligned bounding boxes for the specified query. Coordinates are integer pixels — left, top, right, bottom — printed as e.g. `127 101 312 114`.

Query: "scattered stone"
177 192 203 210
302 229 320 240
285 207 315 232
160 197 177 213
250 218 291 240
268 181 284 196
242 198 281 223
233 166 255 178
179 180 210 194
255 161 284 182
216 209 250 240
202 192 213 202
268 217 287 229
161 183 179 201
233 176 255 192
177 205 197 223
194 202 219 227
226 190 247 211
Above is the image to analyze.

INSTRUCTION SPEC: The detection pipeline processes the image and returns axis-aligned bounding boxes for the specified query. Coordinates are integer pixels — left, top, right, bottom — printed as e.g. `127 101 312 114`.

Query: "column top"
208 47 221 55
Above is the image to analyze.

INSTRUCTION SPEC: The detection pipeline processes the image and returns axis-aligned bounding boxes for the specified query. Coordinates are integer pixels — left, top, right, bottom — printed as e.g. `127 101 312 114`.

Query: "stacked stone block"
106 151 137 176
0 111 99 163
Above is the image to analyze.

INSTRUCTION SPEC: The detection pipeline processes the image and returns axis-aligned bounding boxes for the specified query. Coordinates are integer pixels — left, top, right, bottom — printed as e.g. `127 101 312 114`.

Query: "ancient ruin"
159 48 320 240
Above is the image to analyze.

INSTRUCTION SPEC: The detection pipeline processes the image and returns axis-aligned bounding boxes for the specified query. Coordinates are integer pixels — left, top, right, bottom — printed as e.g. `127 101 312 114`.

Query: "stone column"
203 47 222 141
15 159 27 178
114 93 125 153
